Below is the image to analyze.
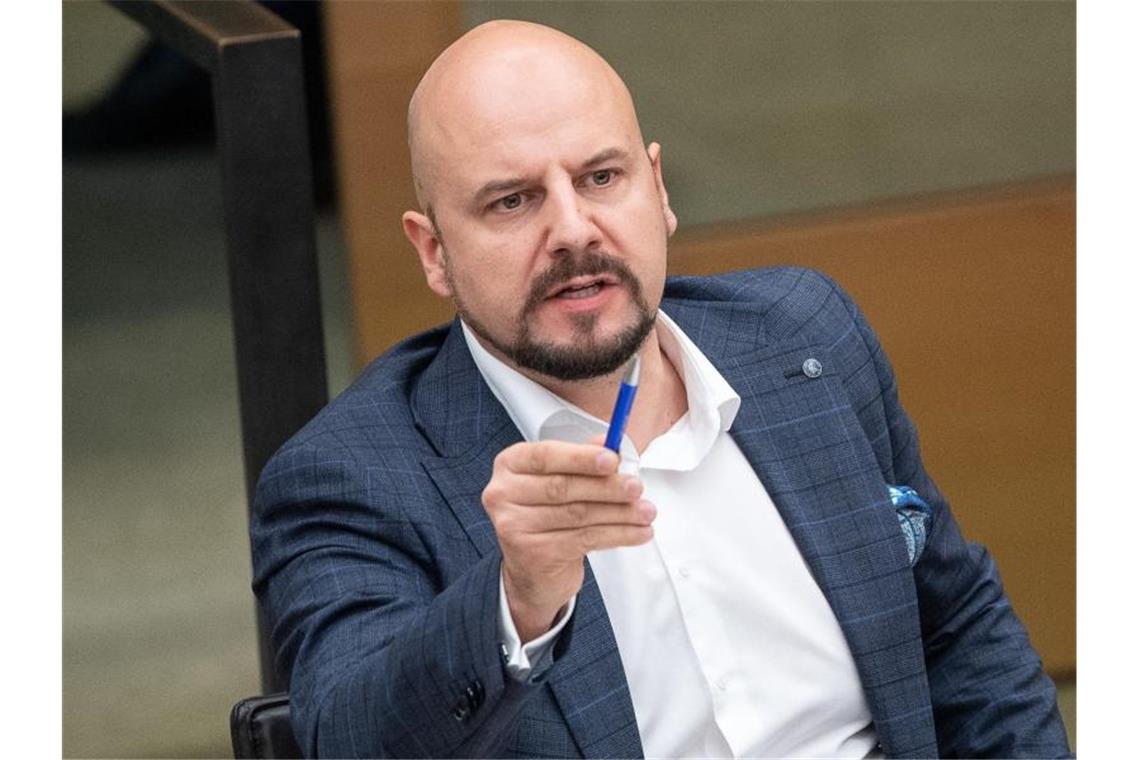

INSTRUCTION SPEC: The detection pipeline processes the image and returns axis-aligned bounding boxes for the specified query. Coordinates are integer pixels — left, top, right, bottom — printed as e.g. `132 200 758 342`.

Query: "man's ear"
402 210 453 298
646 142 678 237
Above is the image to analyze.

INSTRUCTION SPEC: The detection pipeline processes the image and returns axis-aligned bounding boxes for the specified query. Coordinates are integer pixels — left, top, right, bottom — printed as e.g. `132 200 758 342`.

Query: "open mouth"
548 275 618 300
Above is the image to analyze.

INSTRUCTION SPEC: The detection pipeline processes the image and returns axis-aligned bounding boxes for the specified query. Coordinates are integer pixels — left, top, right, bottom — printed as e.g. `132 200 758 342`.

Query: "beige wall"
468 1 1075 223
62 1 147 111
325 1 464 367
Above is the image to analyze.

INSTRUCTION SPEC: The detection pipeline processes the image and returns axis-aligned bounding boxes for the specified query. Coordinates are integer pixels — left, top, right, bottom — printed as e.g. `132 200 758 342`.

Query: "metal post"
110 0 328 694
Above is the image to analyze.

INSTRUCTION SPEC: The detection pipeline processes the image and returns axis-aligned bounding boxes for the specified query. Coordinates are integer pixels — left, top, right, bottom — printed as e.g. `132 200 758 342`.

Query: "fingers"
500 469 643 506
495 440 619 477
487 439 652 635
524 521 655 559
512 498 656 533
485 439 655 563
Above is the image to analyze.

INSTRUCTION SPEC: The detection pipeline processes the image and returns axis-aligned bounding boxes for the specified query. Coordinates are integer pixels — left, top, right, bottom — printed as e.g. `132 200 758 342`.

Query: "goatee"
454 251 656 381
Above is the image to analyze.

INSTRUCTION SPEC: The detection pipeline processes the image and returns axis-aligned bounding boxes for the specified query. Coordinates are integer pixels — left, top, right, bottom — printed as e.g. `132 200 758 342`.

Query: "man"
251 20 1070 758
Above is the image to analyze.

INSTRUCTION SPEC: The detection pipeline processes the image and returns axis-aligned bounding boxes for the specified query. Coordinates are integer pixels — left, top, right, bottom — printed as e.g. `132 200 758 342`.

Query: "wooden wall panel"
324 1 464 366
668 177 1076 676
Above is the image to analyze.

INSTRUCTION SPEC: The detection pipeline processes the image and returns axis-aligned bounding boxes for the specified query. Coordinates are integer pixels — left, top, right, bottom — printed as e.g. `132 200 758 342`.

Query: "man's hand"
482 440 656 642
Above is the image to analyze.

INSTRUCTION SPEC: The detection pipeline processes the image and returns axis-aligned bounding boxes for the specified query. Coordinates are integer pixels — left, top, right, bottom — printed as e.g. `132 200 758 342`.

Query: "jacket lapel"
412 321 642 757
413 321 522 558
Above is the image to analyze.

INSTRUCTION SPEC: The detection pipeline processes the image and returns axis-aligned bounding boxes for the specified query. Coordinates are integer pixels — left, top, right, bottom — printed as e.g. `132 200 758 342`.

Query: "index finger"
497 440 619 477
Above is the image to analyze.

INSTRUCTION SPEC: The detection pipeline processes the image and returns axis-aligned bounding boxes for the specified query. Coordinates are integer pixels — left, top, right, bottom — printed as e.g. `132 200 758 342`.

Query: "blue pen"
604 354 641 453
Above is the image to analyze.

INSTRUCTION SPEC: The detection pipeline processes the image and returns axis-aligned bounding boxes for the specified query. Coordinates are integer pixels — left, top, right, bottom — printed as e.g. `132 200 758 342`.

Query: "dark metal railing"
110 0 329 694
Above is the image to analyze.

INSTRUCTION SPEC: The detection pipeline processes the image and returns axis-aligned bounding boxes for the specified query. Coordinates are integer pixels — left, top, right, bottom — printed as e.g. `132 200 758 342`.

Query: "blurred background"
62 1 1075 756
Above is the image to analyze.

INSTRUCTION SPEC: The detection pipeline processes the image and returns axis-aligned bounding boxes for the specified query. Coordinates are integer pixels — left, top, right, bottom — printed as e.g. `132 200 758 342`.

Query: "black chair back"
230 693 302 759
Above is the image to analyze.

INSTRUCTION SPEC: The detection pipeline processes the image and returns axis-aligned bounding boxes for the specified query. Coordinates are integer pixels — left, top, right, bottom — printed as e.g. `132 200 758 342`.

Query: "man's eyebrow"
470 148 632 208
581 147 631 169
473 177 529 207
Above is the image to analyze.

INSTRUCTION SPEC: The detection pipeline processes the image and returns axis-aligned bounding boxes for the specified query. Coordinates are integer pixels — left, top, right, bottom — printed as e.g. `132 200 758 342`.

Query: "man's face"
406 44 677 381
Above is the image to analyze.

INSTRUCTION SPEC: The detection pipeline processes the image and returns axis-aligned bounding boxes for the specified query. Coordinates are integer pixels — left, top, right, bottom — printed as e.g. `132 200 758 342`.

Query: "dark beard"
453 251 656 381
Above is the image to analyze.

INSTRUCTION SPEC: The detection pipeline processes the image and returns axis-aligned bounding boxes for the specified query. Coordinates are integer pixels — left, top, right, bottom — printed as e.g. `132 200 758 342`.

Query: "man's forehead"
408 21 643 206
441 75 632 153
423 44 630 138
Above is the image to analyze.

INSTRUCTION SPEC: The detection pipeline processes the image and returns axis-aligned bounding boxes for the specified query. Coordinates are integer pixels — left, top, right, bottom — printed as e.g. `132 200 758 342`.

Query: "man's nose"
544 182 602 255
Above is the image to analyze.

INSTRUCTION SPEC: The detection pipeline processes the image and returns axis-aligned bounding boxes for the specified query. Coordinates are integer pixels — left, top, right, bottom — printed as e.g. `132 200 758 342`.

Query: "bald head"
407 20 644 217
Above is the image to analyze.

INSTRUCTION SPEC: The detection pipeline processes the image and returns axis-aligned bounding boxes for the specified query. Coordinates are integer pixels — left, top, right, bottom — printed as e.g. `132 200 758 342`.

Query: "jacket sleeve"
250 442 554 758
827 277 1072 758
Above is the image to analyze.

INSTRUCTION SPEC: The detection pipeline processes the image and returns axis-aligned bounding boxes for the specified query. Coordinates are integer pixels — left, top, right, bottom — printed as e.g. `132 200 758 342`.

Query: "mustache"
522 251 642 314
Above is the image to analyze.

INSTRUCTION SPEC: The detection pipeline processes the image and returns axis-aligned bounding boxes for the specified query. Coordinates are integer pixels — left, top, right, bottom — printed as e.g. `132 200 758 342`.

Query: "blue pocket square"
888 485 932 566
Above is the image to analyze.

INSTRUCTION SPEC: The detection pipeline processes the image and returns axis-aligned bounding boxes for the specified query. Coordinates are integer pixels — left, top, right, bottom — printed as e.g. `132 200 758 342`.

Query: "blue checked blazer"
251 267 1071 758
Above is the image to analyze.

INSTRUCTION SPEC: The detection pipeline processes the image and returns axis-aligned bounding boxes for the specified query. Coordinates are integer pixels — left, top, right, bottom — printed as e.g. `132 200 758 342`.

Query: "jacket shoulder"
663 266 859 345
266 323 451 466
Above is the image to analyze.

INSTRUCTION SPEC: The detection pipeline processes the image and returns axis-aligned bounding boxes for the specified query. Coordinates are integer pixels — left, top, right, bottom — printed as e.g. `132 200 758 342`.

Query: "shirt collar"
460 309 741 450
654 309 741 441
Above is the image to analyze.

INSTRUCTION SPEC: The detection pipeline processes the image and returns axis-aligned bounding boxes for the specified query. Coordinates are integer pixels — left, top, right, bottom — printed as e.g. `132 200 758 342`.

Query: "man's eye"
591 170 613 186
498 193 523 210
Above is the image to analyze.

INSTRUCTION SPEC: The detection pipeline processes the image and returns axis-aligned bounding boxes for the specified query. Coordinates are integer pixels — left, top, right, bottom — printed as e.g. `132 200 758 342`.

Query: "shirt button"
715 676 728 691
802 358 823 378
678 565 691 579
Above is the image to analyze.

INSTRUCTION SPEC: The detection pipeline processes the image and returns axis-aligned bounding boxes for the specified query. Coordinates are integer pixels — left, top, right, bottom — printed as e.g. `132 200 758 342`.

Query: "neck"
526 327 689 452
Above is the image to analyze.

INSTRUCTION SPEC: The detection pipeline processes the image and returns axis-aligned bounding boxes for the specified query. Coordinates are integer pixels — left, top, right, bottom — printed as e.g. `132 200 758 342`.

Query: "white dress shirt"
462 313 881 758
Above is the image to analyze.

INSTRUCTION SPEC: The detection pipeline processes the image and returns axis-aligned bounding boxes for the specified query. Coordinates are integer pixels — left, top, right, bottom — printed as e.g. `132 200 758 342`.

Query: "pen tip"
623 354 641 385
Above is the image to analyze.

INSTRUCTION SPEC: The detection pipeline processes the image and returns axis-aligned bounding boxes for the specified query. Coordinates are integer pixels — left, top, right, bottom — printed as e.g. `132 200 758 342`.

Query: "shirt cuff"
497 571 576 682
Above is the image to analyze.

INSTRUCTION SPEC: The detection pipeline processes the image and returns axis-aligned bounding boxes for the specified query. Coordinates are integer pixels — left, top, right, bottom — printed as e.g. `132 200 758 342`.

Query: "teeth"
559 282 603 299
